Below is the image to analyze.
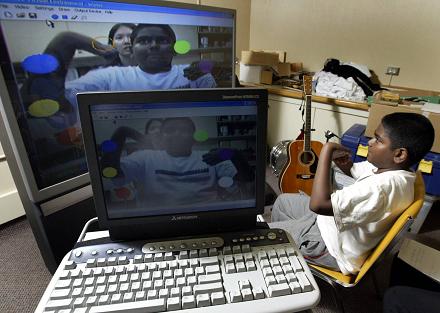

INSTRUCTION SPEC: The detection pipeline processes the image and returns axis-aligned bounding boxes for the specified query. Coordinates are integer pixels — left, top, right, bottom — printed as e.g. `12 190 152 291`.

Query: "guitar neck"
304 94 312 152
302 75 313 152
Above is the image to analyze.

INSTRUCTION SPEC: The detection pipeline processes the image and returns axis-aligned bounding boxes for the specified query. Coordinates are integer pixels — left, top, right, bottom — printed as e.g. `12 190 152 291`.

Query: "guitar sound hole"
300 151 315 165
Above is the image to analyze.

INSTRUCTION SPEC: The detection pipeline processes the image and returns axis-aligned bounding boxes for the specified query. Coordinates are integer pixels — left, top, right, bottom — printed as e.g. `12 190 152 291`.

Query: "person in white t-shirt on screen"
102 117 253 210
270 112 435 275
65 23 216 106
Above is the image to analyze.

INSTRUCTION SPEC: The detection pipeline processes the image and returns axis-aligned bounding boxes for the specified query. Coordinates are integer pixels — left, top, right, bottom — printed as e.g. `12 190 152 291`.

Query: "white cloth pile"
313 71 366 102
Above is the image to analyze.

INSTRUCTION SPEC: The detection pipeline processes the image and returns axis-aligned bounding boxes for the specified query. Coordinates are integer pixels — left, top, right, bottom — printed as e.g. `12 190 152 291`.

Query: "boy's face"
161 119 195 157
132 26 174 73
367 123 397 168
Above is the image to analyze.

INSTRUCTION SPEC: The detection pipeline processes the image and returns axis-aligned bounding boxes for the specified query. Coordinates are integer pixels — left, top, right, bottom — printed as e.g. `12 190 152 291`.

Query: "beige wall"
249 0 440 91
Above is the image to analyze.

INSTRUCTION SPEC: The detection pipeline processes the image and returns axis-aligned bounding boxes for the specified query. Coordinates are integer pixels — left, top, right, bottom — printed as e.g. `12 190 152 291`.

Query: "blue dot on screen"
101 140 118 153
22 54 59 74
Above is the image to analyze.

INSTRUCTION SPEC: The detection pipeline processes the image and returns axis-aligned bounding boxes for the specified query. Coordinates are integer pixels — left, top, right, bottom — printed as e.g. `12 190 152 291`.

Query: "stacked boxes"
341 124 440 196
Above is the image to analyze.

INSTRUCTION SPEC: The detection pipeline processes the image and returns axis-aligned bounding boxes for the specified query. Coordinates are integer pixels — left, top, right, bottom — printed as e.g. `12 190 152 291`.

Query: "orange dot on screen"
115 187 131 199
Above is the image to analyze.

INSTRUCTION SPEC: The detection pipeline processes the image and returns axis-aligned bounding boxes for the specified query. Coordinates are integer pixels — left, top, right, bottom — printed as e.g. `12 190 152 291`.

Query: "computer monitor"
0 0 235 202
78 88 267 240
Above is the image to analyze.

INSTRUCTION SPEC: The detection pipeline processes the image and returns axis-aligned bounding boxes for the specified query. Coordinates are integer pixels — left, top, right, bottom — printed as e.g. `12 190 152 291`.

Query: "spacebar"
89 298 166 313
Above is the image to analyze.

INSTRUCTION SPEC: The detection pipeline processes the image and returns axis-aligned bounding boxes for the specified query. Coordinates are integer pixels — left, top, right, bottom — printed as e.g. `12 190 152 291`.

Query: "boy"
65 24 216 106
270 112 435 274
104 117 253 210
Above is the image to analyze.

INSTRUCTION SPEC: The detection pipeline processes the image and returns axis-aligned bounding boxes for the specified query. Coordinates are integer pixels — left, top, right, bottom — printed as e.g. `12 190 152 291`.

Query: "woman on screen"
107 23 137 66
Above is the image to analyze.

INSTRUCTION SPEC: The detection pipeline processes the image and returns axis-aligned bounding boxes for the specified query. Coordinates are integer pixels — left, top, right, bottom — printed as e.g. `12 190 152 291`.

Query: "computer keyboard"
35 228 320 313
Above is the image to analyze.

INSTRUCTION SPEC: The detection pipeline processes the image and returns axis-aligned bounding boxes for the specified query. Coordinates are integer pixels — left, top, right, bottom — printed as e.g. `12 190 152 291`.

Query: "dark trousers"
383 286 440 313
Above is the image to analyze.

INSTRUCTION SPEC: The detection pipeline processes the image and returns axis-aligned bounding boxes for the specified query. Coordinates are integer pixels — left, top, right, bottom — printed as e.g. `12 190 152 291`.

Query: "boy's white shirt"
317 161 416 274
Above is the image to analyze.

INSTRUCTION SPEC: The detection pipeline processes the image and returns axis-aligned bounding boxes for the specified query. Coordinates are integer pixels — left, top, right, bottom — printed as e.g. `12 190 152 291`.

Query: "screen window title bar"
0 0 234 26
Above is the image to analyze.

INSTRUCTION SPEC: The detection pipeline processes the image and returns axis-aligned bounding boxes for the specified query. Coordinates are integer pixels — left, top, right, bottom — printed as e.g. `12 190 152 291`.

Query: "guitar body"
279 140 323 195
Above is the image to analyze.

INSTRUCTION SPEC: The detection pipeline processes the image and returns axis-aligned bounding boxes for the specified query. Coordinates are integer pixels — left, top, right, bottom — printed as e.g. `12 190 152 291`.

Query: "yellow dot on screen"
193 130 209 142
102 167 118 178
174 40 191 54
28 99 60 117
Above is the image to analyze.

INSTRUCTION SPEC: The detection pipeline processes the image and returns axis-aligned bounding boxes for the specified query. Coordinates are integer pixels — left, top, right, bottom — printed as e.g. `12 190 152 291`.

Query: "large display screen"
0 0 235 191
90 100 256 219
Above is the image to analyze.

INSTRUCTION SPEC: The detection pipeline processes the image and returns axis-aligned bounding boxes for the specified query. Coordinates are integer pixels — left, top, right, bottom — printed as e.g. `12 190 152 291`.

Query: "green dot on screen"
28 99 60 117
193 130 209 142
102 167 118 178
174 40 191 55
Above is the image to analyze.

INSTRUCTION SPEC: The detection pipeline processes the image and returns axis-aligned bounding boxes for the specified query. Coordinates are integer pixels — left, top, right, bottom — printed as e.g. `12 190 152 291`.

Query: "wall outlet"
386 66 400 76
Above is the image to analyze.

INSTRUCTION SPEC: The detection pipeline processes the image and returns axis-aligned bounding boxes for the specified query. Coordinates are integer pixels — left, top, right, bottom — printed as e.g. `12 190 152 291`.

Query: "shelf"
198 32 233 35
213 135 255 141
217 120 256 124
192 47 231 53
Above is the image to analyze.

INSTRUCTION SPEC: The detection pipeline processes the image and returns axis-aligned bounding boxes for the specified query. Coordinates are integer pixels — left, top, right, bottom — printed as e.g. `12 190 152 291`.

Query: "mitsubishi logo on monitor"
171 215 199 221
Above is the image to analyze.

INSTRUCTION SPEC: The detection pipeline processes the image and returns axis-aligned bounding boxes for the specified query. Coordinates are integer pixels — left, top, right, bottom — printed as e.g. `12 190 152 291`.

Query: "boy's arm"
310 142 352 216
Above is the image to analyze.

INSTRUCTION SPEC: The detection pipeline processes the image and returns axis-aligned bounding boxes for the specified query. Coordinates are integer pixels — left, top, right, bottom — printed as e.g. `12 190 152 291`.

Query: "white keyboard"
35 228 320 313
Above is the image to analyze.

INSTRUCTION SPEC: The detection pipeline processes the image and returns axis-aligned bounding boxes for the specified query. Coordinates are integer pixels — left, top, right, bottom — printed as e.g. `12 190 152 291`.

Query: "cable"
388 74 394 86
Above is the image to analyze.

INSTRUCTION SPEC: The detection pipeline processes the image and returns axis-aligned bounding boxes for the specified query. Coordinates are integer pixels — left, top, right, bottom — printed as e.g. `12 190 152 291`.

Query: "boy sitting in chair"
269 112 435 274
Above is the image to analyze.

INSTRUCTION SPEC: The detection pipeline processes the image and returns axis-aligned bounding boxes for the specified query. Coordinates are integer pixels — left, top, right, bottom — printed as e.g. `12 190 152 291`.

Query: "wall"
249 0 440 91
0 141 25 224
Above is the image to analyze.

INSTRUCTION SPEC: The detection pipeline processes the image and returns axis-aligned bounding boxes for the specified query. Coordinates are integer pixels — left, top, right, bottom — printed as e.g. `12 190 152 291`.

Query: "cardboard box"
365 103 440 153
398 237 440 283
290 62 303 72
365 103 418 137
241 50 279 66
273 63 291 77
260 70 273 85
260 50 287 63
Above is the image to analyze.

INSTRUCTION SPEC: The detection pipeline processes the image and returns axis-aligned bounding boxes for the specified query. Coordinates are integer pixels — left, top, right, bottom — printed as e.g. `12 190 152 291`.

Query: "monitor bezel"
78 88 267 240
0 0 236 203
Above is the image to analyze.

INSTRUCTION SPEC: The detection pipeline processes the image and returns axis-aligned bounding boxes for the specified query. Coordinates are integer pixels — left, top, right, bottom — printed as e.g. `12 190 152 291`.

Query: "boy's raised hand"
325 142 353 176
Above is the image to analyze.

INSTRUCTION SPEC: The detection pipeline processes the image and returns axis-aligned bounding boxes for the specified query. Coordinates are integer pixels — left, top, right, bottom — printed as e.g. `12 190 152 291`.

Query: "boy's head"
130 24 176 73
161 117 195 157
368 112 435 169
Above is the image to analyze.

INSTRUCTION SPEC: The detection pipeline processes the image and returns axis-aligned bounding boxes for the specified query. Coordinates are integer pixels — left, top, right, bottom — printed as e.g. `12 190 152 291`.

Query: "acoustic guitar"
278 75 323 195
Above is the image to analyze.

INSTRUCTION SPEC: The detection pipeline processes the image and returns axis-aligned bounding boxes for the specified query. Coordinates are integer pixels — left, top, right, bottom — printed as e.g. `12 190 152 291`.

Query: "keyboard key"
246 261 256 271
193 282 223 296
297 272 313 291
222 246 232 255
205 265 220 274
89 298 166 312
239 279 251 289
229 290 242 303
167 297 181 311
241 288 253 301
208 248 218 256
198 273 222 284
199 248 208 257
181 295 196 309
196 294 210 307
199 256 219 267
236 262 246 273
211 291 226 305
289 256 303 272
64 260 76 270
45 298 73 310
225 263 236 274
178 251 188 260
289 281 302 294
252 287 265 299
268 283 291 297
